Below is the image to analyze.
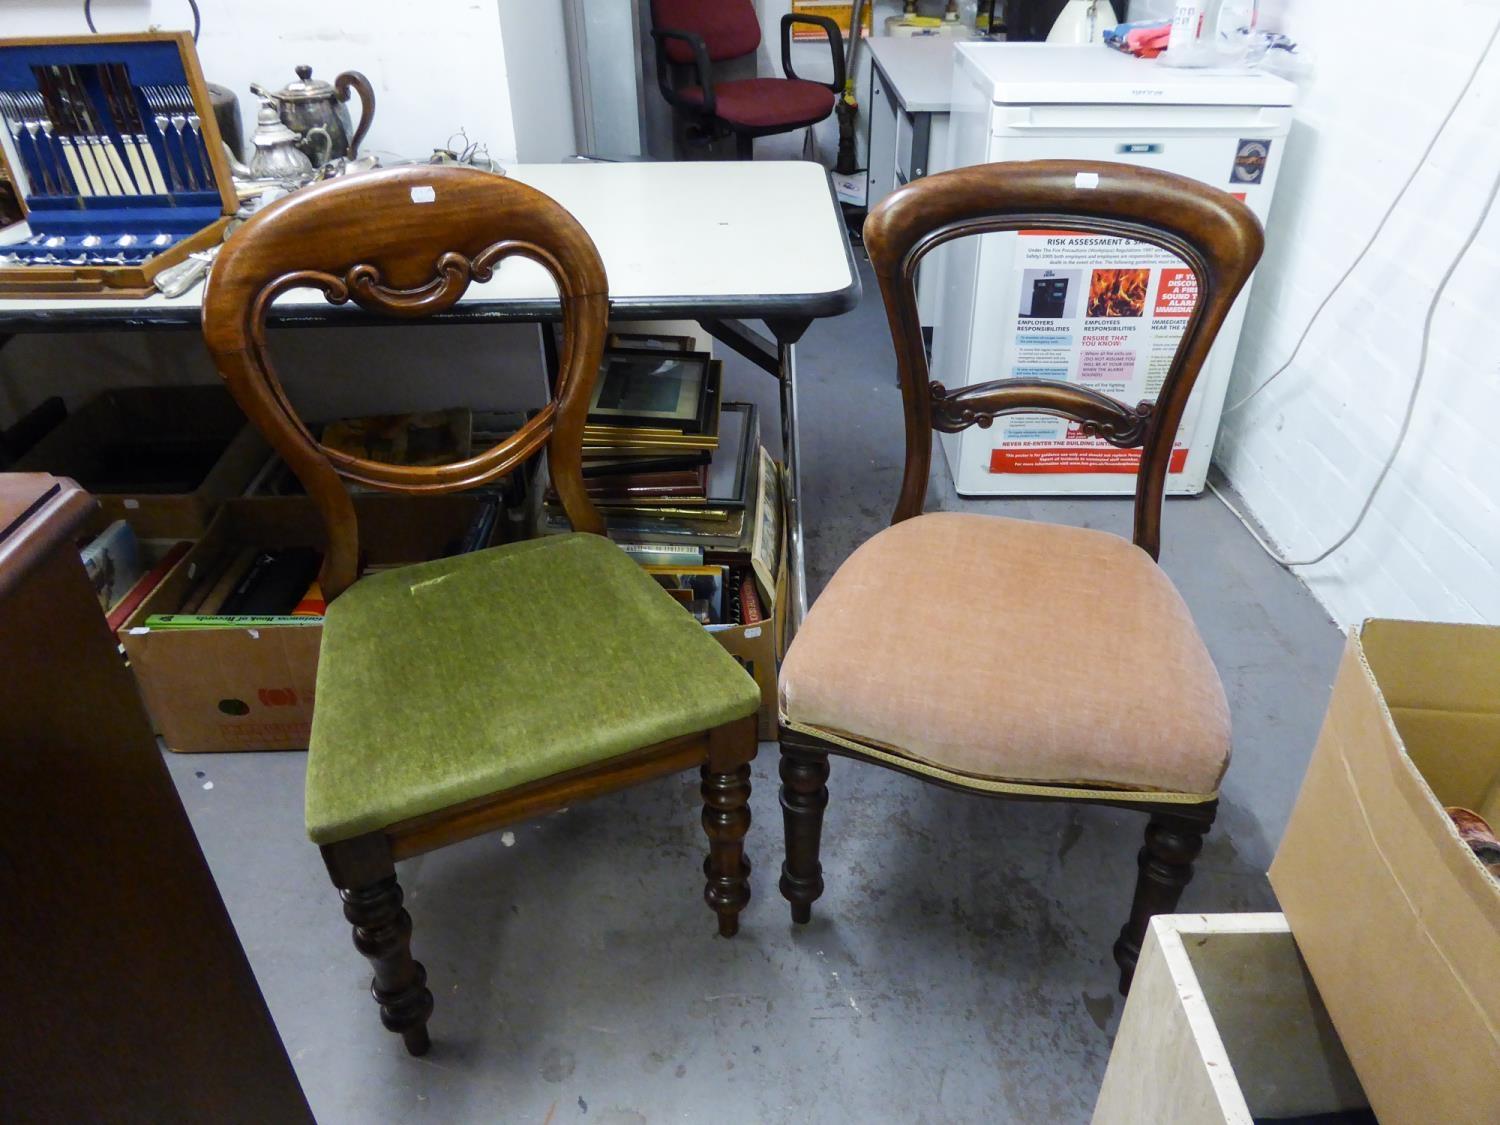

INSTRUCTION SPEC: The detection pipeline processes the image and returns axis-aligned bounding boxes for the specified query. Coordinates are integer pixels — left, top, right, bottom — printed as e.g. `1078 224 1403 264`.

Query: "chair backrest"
863 160 1263 561
202 165 609 600
652 0 761 63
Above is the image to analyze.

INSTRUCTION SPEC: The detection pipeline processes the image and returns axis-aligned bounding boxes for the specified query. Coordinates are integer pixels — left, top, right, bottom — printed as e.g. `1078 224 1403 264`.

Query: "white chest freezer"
932 44 1295 496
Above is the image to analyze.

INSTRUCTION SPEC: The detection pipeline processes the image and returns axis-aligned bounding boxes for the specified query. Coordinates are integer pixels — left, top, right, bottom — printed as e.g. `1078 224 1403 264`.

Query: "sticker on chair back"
1231 140 1271 185
411 185 436 203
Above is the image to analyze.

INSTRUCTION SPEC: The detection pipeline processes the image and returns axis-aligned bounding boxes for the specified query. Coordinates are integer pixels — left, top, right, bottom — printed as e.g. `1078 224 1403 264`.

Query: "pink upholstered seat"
779 512 1231 797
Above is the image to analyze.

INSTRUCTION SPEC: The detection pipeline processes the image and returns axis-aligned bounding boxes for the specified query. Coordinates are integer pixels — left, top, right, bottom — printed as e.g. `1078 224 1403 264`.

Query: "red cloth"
652 0 761 63
676 77 835 129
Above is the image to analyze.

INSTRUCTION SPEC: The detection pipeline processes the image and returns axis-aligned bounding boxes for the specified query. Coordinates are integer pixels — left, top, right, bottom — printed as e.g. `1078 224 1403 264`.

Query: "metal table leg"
700 316 812 638
778 339 808 631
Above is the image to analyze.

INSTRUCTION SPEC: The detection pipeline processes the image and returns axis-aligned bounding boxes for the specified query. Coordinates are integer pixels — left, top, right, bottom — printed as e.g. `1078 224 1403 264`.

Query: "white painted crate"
1093 914 1370 1125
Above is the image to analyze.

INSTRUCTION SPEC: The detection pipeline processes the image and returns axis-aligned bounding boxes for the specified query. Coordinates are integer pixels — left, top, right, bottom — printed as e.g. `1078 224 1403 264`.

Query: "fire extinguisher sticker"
1231 139 1271 185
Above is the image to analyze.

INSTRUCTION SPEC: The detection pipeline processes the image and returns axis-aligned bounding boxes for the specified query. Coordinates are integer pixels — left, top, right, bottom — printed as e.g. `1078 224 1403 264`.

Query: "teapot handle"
333 70 375 159
303 125 334 168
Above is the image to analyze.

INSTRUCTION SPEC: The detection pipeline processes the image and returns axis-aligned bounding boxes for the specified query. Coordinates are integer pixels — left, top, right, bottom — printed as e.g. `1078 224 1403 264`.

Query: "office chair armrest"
651 27 716 117
780 14 846 93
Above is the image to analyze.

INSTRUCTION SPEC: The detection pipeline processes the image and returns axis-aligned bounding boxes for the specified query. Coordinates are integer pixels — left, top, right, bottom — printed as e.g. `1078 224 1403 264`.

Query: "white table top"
0 161 859 329
867 36 963 114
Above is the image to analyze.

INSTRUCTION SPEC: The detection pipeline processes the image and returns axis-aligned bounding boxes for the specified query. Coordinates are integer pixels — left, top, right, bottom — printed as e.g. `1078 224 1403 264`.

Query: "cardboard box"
1269 619 1500 1125
121 495 486 753
710 535 788 742
14 386 268 537
1093 914 1368 1124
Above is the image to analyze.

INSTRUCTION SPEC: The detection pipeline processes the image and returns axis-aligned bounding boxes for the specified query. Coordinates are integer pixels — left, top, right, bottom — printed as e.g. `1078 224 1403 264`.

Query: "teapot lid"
277 64 336 102
252 99 303 145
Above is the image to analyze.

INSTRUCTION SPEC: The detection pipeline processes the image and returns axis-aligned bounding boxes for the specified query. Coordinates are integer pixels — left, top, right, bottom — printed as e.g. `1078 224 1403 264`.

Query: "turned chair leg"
702 716 757 937
322 837 434 1056
1112 806 1215 995
778 745 830 924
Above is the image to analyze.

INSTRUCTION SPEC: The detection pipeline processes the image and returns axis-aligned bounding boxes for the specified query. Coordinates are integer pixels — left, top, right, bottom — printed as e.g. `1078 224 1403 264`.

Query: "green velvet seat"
306 533 762 845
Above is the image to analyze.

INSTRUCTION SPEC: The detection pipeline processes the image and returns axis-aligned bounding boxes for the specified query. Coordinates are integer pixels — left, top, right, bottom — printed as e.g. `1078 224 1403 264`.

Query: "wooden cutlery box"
0 32 236 298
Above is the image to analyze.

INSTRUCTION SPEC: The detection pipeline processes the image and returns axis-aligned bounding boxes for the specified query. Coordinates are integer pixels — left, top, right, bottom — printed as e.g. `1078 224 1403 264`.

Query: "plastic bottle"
1167 0 1204 52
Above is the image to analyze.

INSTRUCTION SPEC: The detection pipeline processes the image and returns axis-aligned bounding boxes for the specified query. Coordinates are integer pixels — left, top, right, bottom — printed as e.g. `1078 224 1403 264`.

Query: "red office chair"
651 0 844 160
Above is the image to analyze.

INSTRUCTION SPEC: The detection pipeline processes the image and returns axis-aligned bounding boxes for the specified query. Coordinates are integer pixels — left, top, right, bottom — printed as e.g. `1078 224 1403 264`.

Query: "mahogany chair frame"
202 166 757 1055
778 160 1264 993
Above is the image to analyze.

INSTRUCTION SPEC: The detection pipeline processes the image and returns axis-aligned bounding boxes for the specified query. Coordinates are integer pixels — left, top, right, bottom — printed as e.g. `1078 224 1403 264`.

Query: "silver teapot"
252 65 375 164
247 99 323 180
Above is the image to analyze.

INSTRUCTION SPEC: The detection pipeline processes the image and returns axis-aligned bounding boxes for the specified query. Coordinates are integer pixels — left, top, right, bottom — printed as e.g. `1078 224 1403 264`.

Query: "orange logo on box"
257 687 299 707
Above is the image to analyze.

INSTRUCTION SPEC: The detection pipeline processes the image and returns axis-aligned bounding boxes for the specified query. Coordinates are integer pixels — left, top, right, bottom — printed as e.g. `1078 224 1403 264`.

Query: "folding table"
0 159 862 630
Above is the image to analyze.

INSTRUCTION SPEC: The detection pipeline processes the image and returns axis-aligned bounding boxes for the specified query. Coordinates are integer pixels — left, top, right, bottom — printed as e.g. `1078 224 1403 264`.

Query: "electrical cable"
1211 16 1500 568
1211 150 1500 567
85 0 202 42
1222 15 1500 417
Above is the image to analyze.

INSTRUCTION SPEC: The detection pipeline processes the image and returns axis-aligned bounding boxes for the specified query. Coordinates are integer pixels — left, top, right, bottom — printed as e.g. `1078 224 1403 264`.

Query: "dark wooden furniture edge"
0 473 94 599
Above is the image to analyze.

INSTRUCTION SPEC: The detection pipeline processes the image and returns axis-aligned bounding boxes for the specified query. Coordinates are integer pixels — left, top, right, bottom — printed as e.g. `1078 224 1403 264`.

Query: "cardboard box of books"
1268 619 1500 1125
707 450 787 740
13 386 267 537
121 494 490 753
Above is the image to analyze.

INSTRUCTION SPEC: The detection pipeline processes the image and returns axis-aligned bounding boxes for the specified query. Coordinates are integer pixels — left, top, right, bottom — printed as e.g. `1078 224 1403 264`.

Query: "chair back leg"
1112 804 1217 994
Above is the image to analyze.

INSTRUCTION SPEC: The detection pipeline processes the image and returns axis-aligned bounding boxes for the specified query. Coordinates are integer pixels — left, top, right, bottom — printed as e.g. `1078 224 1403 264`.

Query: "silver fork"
0 91 59 195
23 90 76 194
143 86 187 192
168 84 209 189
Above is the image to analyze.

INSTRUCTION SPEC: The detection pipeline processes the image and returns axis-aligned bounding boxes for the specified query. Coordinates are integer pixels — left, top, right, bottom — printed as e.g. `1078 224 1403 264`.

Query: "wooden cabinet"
0 474 312 1124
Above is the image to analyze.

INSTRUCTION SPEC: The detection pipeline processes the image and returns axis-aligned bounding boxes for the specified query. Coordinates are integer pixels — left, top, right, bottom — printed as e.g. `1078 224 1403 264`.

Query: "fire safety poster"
988 230 1197 475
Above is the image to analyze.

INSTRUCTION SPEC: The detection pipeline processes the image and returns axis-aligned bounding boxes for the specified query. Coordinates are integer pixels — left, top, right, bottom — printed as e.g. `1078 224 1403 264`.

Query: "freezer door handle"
993 105 1293 133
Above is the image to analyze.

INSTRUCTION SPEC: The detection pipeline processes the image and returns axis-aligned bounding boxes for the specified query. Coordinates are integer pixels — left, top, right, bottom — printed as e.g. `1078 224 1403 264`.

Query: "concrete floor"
165 253 1346 1123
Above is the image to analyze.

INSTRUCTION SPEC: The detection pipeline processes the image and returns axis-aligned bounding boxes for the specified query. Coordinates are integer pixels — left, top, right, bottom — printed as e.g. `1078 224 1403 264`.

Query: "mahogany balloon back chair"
202 166 761 1054
650 0 844 159
776 160 1264 992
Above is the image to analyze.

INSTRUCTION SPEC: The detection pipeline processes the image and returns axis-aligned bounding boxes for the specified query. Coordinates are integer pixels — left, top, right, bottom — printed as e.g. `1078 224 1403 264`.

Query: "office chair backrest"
202 165 610 599
652 0 761 63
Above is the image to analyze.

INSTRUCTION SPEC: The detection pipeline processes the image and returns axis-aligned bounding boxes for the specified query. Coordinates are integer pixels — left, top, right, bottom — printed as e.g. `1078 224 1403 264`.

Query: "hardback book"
643 564 728 625
616 542 705 567
79 519 142 610
141 614 322 630
106 540 191 630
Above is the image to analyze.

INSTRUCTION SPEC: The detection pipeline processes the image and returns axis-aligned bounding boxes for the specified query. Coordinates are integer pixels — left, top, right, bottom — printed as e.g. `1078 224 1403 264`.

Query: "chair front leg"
778 742 830 924
322 835 434 1056
701 715 757 937
1112 804 1216 995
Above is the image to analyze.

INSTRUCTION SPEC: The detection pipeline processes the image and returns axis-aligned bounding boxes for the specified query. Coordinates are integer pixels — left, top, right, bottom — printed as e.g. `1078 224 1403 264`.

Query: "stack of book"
541 335 779 628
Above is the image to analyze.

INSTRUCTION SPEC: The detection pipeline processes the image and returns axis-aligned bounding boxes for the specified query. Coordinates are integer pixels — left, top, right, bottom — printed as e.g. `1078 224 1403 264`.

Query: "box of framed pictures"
546 335 757 548
0 32 238 297
539 333 785 734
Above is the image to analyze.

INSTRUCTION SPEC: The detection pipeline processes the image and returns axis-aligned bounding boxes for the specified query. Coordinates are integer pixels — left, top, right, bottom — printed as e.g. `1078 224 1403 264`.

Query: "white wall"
498 0 577 161
2 0 519 161
1215 0 1500 625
